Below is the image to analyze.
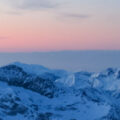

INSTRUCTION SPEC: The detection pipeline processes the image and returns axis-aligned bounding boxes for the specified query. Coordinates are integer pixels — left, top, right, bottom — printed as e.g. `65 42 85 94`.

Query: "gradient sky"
0 0 120 52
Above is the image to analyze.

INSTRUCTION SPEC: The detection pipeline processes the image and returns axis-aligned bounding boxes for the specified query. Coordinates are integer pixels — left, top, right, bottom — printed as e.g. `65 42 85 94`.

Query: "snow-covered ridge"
12 62 69 77
0 62 120 119
0 63 58 98
1 62 120 92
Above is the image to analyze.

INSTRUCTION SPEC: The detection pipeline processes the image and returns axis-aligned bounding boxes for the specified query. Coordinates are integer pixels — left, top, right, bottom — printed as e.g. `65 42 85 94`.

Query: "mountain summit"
0 62 120 120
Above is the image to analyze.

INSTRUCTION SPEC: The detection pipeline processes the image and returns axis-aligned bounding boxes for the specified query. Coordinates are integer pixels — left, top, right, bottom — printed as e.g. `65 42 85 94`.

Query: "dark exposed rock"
0 65 58 98
0 89 28 116
36 112 53 120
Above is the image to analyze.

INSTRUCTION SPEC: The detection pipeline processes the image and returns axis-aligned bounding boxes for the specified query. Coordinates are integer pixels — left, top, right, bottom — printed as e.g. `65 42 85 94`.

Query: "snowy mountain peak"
0 63 120 119
12 61 50 75
12 62 69 79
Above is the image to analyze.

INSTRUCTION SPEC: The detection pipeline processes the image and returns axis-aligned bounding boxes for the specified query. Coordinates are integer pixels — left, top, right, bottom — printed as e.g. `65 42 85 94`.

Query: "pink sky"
0 0 120 52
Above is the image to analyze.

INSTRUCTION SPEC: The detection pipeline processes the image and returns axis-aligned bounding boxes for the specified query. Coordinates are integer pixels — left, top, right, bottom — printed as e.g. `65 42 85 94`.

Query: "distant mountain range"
1 51 120 72
0 62 120 120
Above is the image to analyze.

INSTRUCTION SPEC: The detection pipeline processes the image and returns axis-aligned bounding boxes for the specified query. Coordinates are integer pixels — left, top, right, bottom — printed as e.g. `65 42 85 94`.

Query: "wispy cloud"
1 0 58 10
62 13 91 19
18 0 58 10
5 11 22 15
0 0 91 21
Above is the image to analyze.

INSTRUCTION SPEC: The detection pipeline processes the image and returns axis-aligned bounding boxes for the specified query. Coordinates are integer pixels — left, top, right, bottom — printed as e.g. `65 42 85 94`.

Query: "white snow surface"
0 63 120 120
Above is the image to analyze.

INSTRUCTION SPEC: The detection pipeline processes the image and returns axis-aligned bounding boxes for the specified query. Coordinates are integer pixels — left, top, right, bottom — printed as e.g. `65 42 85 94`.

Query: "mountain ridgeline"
0 62 120 120
0 64 58 98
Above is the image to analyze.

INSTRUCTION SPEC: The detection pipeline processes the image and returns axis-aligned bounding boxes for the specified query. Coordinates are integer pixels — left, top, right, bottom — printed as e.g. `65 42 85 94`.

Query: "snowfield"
0 62 120 120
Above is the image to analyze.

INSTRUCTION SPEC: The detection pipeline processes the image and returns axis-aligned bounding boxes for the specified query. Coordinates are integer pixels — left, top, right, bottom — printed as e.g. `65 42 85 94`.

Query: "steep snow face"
91 68 120 91
56 71 92 89
56 68 120 91
56 74 75 87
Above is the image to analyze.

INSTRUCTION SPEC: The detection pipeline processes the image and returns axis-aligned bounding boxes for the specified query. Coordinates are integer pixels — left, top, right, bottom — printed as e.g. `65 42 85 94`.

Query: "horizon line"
0 50 120 53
